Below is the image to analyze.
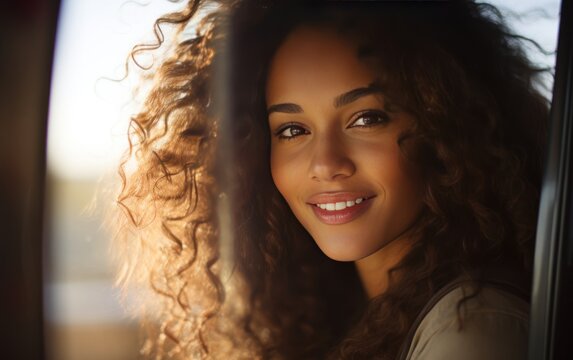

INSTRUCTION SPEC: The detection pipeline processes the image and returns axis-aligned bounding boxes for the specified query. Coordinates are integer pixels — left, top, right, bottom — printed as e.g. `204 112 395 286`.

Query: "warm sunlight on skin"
266 26 425 297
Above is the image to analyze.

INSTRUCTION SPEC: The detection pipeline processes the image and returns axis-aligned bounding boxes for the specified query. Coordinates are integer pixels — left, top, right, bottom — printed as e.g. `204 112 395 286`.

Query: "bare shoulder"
406 286 529 360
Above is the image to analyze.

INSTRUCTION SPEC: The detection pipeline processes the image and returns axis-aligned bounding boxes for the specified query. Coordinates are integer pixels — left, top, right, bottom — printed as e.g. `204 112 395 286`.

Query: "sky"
47 0 561 180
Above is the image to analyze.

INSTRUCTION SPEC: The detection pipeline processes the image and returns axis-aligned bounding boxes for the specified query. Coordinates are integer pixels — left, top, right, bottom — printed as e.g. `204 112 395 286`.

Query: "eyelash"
274 122 309 140
273 110 390 140
349 110 391 128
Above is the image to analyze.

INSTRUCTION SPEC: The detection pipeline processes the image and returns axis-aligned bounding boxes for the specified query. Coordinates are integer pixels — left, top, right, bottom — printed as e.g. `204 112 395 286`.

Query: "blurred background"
44 1 183 359
13 0 560 359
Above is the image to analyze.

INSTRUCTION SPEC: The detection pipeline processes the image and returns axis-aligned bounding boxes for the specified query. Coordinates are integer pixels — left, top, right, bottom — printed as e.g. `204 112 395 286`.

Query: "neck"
354 234 416 299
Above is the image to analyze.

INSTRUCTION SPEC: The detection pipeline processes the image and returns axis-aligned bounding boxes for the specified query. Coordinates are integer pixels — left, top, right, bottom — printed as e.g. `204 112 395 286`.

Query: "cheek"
270 147 294 199
364 141 424 207
394 145 424 197
384 152 425 221
359 141 404 180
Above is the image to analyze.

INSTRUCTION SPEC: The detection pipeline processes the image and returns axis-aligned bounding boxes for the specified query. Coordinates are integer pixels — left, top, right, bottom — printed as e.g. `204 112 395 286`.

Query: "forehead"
265 26 377 105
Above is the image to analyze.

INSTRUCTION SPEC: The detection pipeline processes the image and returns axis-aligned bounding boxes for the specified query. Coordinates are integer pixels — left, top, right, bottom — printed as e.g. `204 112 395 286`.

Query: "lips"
307 193 375 225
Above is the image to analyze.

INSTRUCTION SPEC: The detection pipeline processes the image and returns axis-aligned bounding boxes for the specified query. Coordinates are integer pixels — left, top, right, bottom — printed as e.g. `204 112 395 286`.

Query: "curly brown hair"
113 1 549 359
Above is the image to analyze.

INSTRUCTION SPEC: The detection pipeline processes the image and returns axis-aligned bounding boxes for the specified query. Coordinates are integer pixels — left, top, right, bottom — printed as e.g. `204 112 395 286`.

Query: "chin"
322 250 359 262
313 235 377 262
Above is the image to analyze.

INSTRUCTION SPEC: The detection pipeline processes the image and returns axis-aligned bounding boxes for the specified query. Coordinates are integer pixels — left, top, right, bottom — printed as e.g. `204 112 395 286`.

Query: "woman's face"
266 26 424 262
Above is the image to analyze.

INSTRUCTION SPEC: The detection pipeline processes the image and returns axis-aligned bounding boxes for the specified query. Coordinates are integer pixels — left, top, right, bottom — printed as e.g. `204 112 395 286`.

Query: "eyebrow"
333 85 383 108
267 84 383 115
267 103 303 115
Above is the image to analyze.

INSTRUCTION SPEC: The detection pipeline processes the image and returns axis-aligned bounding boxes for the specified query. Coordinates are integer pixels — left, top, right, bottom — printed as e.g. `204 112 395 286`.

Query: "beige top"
406 286 529 360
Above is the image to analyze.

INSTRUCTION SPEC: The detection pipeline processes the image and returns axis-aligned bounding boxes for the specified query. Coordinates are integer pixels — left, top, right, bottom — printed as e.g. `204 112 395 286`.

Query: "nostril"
307 135 356 181
308 158 356 181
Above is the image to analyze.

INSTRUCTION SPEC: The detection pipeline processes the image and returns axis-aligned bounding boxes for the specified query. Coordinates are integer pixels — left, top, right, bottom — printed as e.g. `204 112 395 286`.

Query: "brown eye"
275 124 309 140
349 110 390 128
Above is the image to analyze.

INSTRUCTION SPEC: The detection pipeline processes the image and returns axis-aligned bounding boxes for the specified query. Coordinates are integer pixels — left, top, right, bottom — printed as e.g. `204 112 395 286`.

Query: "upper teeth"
316 197 365 211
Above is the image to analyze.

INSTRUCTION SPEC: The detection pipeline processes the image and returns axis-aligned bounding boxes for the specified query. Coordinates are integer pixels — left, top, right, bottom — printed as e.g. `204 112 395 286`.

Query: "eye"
274 123 309 140
349 110 390 128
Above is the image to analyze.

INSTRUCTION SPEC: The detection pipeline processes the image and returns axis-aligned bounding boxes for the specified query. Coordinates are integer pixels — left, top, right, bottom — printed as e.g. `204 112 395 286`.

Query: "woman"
114 0 548 359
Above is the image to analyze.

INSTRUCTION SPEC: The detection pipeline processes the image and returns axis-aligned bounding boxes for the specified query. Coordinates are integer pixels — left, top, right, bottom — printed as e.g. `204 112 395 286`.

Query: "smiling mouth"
309 196 374 225
314 196 367 211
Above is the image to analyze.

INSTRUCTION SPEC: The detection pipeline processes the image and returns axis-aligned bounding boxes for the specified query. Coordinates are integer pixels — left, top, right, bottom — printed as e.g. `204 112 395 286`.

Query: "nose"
308 133 356 181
